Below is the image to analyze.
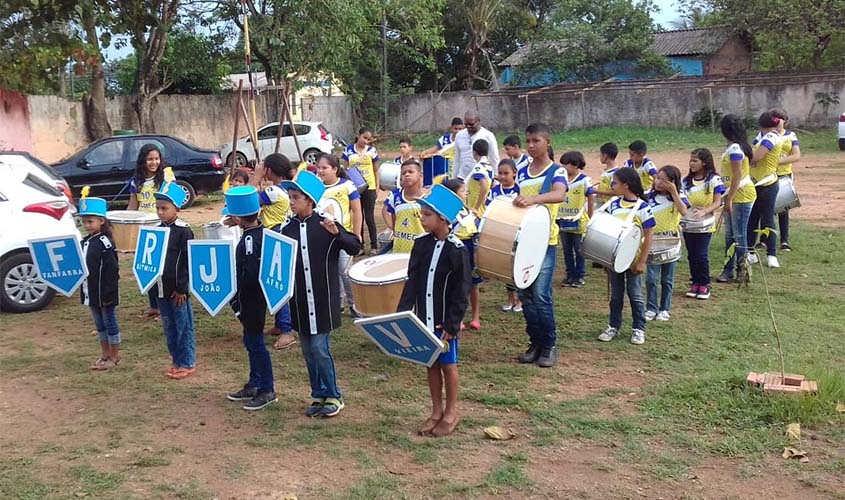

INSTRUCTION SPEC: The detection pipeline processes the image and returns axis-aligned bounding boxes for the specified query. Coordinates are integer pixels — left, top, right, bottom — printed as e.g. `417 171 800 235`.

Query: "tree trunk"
80 4 111 140
131 93 154 133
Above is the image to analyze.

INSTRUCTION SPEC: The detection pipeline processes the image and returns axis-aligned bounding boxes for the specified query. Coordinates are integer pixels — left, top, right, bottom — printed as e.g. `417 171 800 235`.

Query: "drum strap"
753 173 777 187
540 164 561 194
596 197 642 226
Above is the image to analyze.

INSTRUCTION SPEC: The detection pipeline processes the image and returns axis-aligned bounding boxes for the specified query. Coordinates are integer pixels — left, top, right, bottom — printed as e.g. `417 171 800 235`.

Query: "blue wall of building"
667 57 704 76
501 56 706 86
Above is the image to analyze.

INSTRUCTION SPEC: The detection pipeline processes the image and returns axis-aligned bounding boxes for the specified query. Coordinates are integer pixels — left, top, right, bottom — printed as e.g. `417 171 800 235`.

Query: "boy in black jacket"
398 184 471 437
225 186 278 411
153 182 196 380
280 171 362 418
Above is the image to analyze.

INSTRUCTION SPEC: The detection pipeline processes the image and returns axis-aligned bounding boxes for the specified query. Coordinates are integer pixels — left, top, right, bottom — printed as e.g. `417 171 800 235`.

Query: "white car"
220 121 333 168
0 153 80 313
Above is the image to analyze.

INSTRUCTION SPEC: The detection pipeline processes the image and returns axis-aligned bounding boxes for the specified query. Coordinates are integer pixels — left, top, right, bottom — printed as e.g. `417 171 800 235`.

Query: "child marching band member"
129 144 165 320
382 159 426 254
682 149 725 300
716 115 757 283
644 165 689 322
488 159 522 313
441 179 482 331
748 111 783 268
557 151 595 288
421 117 464 164
597 167 655 345
230 168 251 187
225 186 278 411
394 137 416 164
153 179 197 380
342 127 380 255
397 184 471 438
467 139 494 218
280 171 363 418
78 193 121 371
252 153 299 350
316 154 363 317
503 135 531 170
622 140 658 192
596 142 619 202
771 108 801 252
514 123 568 367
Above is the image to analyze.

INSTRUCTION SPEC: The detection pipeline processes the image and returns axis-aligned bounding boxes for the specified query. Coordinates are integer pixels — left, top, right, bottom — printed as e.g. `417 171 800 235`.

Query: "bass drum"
348 254 410 316
581 212 643 273
106 210 160 253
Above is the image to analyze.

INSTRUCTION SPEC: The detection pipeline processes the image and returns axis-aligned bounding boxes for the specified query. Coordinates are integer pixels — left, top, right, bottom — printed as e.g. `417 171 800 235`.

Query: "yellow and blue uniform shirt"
646 190 690 237
721 144 757 204
384 188 424 254
452 207 478 241
750 131 782 187
435 133 456 162
129 177 159 213
321 179 361 233
682 174 725 234
598 167 619 201
516 162 568 246
258 184 290 229
342 144 379 192
622 158 658 191
778 131 799 177
467 157 494 216
514 153 531 171
558 172 594 234
486 184 520 205
604 197 656 263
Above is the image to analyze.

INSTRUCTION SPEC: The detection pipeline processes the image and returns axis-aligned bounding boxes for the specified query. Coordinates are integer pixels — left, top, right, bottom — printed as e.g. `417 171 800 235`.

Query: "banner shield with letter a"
27 235 88 297
133 226 170 293
188 239 236 316
259 229 298 314
354 311 446 367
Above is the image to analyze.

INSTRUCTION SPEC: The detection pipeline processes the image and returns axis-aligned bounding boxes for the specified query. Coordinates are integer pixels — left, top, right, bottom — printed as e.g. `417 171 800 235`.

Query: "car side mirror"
78 159 90 170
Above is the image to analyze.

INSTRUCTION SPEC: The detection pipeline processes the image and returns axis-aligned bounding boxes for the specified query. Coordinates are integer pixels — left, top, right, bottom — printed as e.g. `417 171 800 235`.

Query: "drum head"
348 254 409 284
107 210 159 223
613 226 642 273
317 198 344 224
512 205 551 289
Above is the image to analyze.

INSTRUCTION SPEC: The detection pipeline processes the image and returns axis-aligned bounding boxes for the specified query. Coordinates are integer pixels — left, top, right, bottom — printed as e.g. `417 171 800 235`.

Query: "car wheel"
0 252 56 313
176 180 197 208
839 138 845 151
227 152 249 169
303 148 322 166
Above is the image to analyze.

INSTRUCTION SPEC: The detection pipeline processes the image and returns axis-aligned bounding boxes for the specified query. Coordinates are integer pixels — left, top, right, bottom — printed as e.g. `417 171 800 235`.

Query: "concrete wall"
301 95 355 140
706 39 752 75
0 90 33 153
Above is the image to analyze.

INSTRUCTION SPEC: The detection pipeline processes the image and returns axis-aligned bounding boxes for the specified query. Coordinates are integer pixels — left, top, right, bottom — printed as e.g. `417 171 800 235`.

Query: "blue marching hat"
223 186 260 216
281 170 325 205
154 181 188 208
419 184 464 224
77 197 108 217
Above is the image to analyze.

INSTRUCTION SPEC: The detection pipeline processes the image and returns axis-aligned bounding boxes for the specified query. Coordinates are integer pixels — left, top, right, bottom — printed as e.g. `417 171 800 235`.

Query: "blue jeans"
747 182 779 257
683 231 712 285
299 333 341 400
723 201 753 274
158 297 196 368
148 290 158 310
274 304 292 332
243 331 274 393
646 261 677 313
90 306 121 345
609 270 646 330
778 210 790 244
517 245 557 348
561 232 585 280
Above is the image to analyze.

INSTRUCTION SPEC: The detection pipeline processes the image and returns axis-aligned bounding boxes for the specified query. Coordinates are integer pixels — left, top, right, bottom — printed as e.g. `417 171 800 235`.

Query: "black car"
52 134 225 208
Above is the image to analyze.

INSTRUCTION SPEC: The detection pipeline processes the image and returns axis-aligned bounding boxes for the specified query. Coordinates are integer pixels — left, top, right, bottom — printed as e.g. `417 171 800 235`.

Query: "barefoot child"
225 186 278 411
557 151 595 288
129 144 165 320
78 194 121 370
382 159 426 254
398 184 471 437
487 159 522 313
280 171 362 417
622 140 658 192
682 149 724 300
153 180 197 379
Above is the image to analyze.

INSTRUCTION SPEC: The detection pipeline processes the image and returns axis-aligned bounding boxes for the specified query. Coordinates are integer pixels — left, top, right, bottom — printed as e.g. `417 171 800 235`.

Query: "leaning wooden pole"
241 0 259 145
273 82 285 153
228 80 244 177
281 81 304 163
240 94 260 161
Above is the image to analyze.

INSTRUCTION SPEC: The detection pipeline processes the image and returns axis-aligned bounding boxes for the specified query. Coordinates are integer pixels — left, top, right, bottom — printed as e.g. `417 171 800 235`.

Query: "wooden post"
240 96 260 162
708 88 716 133
281 82 304 163
228 80 244 176
273 84 285 154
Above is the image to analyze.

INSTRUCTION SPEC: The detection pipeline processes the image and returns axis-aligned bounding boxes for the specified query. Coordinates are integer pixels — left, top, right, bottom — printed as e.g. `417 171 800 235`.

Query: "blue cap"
77 197 108 217
281 170 325 205
154 181 188 208
223 186 260 216
418 184 464 224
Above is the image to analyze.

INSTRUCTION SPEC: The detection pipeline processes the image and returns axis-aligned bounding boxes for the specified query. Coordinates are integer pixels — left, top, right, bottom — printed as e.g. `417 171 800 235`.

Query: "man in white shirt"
453 111 499 181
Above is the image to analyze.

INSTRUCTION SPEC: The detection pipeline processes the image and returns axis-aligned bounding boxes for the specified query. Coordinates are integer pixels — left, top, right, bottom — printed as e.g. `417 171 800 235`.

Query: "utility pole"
381 8 388 132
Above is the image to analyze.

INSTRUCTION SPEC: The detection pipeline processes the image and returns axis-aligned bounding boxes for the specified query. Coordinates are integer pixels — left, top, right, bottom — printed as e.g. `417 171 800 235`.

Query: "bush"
691 106 723 129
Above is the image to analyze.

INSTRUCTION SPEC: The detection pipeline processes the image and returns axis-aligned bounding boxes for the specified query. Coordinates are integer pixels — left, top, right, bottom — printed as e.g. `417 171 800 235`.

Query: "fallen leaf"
799 456 810 463
484 426 516 441
836 402 845 413
787 423 801 441
782 447 808 460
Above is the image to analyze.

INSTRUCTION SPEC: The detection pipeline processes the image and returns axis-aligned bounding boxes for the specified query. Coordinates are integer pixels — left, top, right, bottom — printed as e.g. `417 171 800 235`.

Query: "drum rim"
348 254 409 283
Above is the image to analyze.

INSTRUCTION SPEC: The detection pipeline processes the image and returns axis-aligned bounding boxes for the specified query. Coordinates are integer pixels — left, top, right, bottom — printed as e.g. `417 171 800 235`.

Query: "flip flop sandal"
469 320 481 330
169 367 197 380
273 336 298 350
93 359 116 371
89 358 108 370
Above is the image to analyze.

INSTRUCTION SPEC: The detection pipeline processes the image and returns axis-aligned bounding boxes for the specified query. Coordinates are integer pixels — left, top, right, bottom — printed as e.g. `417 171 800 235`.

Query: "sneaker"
656 310 671 321
767 255 780 268
517 344 541 363
536 346 558 368
755 241 767 251
560 277 573 287
319 398 345 417
716 270 734 283
305 399 325 417
685 284 700 298
349 308 362 319
227 384 258 401
571 278 585 288
645 310 657 322
501 303 514 312
630 329 646 345
747 252 759 265
696 285 711 300
781 242 792 252
512 304 523 313
243 391 278 411
597 326 619 342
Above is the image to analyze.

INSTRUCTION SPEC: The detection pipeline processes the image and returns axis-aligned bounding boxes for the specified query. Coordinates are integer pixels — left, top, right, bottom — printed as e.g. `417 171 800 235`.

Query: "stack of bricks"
746 372 818 395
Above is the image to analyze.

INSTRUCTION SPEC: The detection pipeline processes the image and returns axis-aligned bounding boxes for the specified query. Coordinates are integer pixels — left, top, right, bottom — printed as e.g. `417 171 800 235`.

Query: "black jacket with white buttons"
80 232 120 308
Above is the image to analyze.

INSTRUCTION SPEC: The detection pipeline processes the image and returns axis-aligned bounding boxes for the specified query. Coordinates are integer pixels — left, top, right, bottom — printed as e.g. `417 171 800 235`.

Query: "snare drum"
648 237 682 264
774 176 800 213
379 162 401 191
106 210 160 252
581 210 643 273
680 212 716 233
348 254 409 316
422 155 449 187
347 166 368 193
201 218 242 241
476 198 551 289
